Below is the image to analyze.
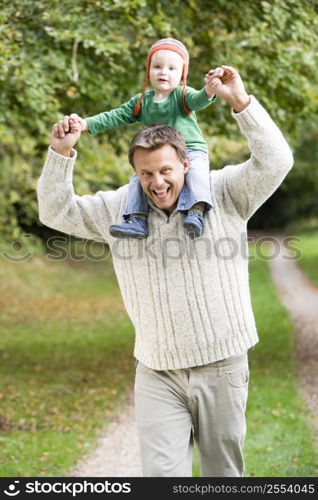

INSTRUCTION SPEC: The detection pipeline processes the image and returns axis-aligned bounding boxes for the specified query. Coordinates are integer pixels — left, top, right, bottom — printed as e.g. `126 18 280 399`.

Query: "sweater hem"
134 332 259 370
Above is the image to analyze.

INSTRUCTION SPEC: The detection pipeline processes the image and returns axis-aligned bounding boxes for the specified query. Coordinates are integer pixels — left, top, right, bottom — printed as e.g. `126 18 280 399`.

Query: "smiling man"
37 66 293 477
130 131 189 213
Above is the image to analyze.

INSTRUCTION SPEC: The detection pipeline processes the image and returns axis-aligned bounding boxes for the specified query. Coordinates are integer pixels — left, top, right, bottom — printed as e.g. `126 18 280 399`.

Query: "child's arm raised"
204 71 216 99
70 95 141 136
182 82 216 113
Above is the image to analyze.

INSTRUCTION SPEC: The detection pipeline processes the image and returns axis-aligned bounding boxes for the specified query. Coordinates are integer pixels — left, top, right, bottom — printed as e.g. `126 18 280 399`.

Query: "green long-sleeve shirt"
86 86 215 153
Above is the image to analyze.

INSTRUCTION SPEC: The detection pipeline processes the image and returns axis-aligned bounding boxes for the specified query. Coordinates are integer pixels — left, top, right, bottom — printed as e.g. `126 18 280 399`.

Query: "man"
37 66 293 477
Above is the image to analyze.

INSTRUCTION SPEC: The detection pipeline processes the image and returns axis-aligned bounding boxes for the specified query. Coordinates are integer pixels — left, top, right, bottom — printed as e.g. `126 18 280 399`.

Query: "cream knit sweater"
37 96 293 370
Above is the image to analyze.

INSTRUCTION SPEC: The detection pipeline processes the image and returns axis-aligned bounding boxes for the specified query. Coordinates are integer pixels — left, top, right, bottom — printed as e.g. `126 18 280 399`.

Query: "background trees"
1 0 317 244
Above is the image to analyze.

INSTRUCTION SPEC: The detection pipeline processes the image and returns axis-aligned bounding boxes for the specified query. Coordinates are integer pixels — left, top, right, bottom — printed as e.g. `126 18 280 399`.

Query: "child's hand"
204 68 218 99
69 113 88 132
68 117 81 134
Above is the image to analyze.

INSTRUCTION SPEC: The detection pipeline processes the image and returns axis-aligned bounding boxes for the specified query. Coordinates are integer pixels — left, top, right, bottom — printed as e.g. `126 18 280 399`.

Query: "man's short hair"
128 124 188 167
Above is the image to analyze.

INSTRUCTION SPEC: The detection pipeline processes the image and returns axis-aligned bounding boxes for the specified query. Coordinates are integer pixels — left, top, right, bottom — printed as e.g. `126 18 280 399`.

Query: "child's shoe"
183 211 205 237
109 216 149 238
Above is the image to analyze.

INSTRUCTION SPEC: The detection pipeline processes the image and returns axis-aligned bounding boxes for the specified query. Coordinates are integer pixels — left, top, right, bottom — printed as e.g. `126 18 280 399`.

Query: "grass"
243 245 317 477
1 240 317 477
291 231 318 287
0 243 135 476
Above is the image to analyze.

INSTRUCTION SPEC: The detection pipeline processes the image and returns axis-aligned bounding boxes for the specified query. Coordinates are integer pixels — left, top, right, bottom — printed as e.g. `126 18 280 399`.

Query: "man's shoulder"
96 183 129 208
209 165 243 196
210 165 236 181
210 162 245 177
98 183 129 199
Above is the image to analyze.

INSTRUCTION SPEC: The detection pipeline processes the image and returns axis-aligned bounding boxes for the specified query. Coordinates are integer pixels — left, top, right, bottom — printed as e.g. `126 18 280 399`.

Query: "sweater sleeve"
86 94 141 135
220 96 294 220
184 86 216 112
37 147 127 245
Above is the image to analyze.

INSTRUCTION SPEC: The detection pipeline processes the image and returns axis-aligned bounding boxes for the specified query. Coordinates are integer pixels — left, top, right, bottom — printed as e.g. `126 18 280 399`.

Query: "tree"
0 0 317 243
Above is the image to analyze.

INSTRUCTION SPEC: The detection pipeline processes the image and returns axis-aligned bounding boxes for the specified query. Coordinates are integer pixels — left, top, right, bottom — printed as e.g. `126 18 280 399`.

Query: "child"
70 38 216 238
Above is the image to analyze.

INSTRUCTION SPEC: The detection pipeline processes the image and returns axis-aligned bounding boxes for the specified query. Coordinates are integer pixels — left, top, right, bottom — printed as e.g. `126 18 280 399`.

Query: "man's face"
133 144 189 213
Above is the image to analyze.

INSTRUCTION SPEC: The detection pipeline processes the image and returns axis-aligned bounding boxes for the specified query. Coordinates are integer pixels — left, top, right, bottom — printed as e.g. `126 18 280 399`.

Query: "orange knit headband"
133 38 191 116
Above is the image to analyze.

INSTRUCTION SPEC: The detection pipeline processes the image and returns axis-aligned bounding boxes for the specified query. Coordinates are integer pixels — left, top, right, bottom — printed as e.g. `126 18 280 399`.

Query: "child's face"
149 50 184 94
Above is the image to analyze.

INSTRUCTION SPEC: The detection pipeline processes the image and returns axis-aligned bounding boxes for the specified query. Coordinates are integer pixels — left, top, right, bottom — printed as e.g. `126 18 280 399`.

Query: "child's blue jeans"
123 149 213 217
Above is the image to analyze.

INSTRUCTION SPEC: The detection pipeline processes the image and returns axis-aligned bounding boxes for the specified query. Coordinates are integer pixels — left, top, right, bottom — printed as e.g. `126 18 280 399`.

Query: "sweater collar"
147 197 179 220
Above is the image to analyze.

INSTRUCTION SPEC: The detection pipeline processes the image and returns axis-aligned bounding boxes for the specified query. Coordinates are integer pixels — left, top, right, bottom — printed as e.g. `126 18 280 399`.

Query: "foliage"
243 245 318 477
249 123 318 230
0 0 318 243
0 250 135 476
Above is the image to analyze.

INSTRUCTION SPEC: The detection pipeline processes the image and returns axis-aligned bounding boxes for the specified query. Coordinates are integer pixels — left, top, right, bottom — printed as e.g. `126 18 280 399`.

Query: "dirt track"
69 391 142 477
268 236 318 437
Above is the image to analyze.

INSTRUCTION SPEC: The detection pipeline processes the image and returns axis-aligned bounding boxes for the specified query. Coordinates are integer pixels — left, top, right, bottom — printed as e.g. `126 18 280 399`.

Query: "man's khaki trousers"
134 353 249 477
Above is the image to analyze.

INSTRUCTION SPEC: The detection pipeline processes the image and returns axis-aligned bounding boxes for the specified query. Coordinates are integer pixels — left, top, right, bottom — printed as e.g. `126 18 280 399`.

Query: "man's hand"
51 116 82 157
204 66 250 112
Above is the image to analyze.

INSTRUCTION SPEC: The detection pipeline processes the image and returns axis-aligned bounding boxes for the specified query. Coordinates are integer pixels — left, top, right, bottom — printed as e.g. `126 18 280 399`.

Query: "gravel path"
68 235 318 476
69 390 142 477
268 236 318 436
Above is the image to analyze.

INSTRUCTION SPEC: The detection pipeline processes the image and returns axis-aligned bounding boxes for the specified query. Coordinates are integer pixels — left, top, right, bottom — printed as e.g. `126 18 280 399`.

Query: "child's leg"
185 150 212 212
123 173 149 219
109 173 149 238
181 150 212 237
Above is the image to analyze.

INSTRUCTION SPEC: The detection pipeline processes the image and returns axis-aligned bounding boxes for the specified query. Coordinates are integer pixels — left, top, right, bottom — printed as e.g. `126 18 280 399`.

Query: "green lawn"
0 245 135 476
1 240 317 477
292 231 318 287
243 245 317 477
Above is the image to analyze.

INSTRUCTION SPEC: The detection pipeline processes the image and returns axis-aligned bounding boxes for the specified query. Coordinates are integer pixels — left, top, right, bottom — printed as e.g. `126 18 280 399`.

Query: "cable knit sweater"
37 96 293 370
